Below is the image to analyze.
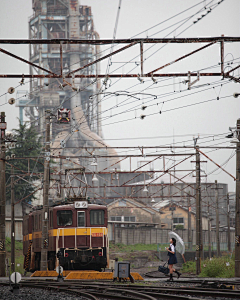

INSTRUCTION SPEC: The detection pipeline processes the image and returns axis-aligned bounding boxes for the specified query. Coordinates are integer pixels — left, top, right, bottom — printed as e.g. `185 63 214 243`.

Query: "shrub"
182 261 196 273
200 256 234 278
15 240 23 250
182 255 235 278
174 225 184 230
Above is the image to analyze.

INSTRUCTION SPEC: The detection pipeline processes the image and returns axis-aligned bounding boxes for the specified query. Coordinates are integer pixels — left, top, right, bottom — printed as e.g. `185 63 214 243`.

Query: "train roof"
52 203 107 210
28 203 107 215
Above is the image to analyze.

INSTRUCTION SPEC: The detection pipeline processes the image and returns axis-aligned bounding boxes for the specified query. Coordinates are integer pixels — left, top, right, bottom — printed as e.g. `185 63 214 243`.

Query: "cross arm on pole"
0 37 239 44
147 41 217 76
196 147 236 180
0 72 222 78
0 47 58 76
68 41 138 76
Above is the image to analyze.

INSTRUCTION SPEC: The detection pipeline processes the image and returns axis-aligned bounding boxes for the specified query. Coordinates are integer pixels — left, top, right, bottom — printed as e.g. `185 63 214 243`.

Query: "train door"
77 211 87 247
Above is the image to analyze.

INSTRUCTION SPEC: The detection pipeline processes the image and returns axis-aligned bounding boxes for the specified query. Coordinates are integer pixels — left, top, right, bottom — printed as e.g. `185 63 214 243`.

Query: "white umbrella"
168 231 185 255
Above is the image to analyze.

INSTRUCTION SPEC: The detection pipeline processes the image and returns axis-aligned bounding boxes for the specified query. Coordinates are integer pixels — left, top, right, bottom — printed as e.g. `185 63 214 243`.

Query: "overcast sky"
0 0 239 192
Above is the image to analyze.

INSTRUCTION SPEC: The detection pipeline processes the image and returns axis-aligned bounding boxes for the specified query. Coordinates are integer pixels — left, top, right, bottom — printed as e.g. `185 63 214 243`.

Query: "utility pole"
195 145 202 275
0 112 6 277
187 195 192 250
41 110 50 271
213 180 221 257
207 196 211 258
11 165 15 273
235 118 240 277
60 157 64 200
169 199 175 231
227 193 231 252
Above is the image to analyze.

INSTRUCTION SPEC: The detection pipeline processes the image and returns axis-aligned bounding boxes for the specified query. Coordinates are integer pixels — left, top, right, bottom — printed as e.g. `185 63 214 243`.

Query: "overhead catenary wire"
1 0 235 195
56 66 232 146
0 0 207 103
73 0 223 130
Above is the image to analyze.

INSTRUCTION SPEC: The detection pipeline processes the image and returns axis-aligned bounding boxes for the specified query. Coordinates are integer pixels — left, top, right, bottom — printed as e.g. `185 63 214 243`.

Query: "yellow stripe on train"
49 227 108 237
23 228 108 241
23 234 33 241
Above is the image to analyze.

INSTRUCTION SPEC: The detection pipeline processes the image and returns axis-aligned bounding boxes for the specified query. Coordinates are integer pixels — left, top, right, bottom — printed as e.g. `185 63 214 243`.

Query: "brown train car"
23 202 109 272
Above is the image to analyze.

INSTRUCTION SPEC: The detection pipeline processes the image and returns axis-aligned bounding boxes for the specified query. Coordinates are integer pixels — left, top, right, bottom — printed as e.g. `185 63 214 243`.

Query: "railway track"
1 279 240 300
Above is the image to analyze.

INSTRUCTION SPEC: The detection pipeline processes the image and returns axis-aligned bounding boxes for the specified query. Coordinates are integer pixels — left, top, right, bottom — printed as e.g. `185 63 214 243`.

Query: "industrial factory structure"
16 0 120 172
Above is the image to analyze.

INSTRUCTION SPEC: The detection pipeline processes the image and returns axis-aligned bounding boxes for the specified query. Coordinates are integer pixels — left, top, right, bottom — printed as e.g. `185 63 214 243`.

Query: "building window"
124 216 136 222
173 217 184 229
90 210 104 225
78 211 85 227
110 216 121 221
57 210 73 226
110 216 136 222
173 217 184 224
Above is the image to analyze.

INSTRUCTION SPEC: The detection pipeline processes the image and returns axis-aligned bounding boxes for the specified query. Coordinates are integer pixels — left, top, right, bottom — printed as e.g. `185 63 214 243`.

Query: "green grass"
182 254 235 278
5 238 25 275
5 237 23 252
200 255 235 278
182 260 196 274
110 242 158 252
157 244 170 251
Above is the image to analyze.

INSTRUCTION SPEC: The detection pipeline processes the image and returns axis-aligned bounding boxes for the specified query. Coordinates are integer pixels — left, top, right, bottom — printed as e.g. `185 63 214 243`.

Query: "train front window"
57 210 72 226
78 211 85 227
90 210 104 225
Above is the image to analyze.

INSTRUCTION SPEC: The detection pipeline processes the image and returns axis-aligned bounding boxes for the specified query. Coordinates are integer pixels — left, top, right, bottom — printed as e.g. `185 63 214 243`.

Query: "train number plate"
92 233 103 237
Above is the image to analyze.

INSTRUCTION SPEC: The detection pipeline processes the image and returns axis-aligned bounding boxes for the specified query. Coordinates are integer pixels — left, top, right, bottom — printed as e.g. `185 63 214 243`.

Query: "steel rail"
17 281 240 299
142 289 240 299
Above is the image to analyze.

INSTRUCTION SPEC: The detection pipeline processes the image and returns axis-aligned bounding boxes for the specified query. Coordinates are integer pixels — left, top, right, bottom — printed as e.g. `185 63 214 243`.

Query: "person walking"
166 237 181 281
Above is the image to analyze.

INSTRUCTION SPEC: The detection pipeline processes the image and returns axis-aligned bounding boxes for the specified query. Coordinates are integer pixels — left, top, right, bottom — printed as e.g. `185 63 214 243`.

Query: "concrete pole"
60 157 64 201
0 112 6 277
227 193 231 252
188 195 192 250
11 165 15 273
215 181 220 256
235 118 240 277
207 196 211 258
215 180 220 257
40 111 50 270
195 146 202 275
